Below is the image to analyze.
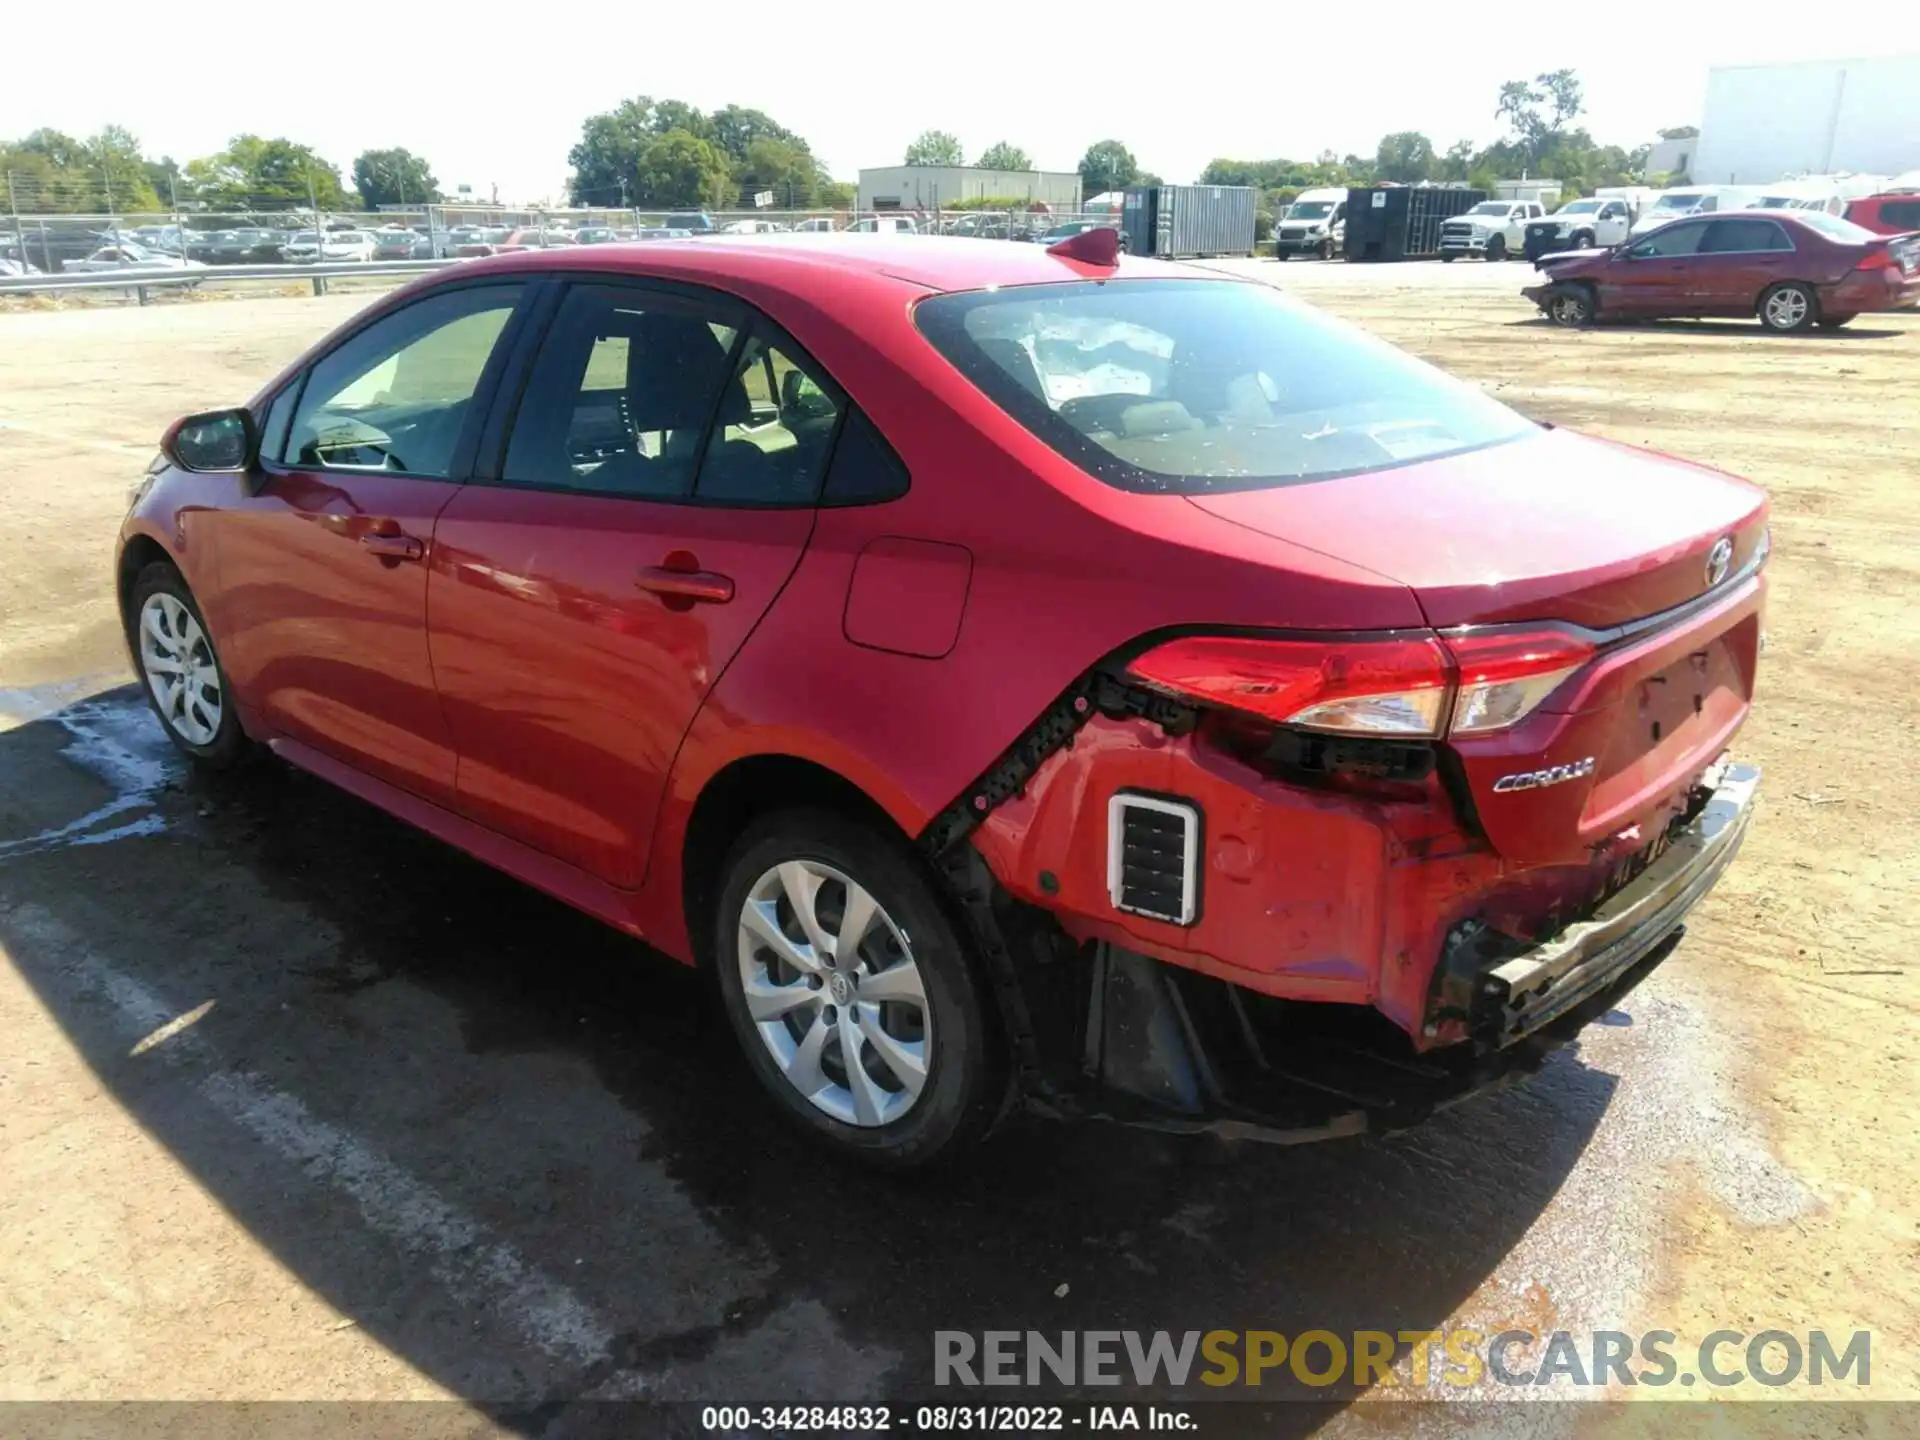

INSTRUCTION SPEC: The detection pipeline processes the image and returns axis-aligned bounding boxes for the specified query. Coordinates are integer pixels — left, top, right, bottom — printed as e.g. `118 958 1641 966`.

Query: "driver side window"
282 284 523 476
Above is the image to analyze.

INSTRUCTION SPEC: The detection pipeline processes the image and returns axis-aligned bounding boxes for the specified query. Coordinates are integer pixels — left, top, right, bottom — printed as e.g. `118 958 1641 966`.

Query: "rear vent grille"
1107 793 1200 926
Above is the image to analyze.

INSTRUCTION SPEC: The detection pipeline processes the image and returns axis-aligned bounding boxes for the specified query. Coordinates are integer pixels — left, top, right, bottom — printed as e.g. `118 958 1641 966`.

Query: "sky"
5 5 1917 204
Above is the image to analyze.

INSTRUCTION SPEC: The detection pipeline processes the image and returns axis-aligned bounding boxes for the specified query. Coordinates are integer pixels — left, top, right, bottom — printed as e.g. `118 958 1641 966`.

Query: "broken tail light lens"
1126 634 1453 737
1126 627 1596 739
1443 628 1595 735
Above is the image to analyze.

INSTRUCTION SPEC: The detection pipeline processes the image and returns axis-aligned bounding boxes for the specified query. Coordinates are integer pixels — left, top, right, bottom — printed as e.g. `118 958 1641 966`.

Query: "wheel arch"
116 532 177 619
677 751 918 969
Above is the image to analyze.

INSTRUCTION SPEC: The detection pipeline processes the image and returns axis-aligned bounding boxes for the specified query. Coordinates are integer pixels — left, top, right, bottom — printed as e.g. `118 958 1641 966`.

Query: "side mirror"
162 408 256 473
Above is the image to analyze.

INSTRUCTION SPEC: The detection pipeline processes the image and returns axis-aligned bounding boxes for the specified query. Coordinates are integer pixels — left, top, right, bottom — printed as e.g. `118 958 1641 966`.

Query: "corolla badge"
1492 757 1597 793
1705 537 1734 588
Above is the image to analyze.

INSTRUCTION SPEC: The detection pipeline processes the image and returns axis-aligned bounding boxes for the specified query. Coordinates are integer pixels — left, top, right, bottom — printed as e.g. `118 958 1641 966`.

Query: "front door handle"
361 531 424 561
636 565 735 605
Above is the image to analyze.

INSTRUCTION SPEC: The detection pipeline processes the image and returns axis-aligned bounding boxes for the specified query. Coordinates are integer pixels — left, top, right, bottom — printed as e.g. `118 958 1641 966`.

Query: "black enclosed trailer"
1343 186 1485 261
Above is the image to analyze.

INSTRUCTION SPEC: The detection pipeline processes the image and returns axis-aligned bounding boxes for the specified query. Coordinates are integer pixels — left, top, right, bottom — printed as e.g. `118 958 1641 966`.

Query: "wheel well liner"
680 753 906 966
117 535 175 614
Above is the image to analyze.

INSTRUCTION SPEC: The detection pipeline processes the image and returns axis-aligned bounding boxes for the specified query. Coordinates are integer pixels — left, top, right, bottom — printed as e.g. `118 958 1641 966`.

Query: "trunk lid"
1187 428 1767 630
1189 427 1770 865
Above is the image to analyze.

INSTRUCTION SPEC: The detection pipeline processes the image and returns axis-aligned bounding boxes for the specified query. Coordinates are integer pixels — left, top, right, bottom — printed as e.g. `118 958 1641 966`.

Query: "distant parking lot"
3 263 1918 1410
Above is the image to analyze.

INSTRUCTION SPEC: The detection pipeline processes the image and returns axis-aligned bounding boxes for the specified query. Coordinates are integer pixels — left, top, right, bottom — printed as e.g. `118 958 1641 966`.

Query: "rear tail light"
1126 627 1593 740
1445 629 1594 735
1855 250 1896 271
1125 634 1451 737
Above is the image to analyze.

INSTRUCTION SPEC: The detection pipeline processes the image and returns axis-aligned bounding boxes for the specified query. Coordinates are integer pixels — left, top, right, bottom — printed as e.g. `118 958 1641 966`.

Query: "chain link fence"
4 200 1124 277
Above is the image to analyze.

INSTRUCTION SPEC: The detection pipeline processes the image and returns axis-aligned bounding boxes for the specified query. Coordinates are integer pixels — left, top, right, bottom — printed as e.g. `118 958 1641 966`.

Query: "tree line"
1 129 440 214
3 70 1679 220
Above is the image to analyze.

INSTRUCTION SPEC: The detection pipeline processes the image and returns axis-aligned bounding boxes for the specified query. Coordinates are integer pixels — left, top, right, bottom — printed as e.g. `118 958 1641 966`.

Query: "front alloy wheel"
1547 284 1595 327
127 561 249 767
139 592 222 746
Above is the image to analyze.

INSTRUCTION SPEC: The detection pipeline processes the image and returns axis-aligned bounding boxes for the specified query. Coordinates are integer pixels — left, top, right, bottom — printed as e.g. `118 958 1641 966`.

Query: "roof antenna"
1046 226 1120 266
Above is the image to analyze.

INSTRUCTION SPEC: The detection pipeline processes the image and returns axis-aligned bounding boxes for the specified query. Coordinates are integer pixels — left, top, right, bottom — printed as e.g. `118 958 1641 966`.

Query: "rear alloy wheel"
1486 235 1508 262
1759 282 1817 333
128 561 249 768
1546 283 1595 327
713 810 1006 1167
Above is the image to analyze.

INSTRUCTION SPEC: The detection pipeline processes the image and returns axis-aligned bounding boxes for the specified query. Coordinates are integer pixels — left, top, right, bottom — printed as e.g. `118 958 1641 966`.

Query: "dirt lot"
1 266 1916 1427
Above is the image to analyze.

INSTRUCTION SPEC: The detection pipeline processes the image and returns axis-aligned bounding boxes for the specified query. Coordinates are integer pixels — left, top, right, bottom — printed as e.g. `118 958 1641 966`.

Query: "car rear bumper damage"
1068 760 1757 1144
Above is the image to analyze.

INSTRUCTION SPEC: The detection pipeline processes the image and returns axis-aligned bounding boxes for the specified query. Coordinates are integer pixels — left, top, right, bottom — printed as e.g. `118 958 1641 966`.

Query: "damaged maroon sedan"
1525 209 1920 331
121 231 1764 1166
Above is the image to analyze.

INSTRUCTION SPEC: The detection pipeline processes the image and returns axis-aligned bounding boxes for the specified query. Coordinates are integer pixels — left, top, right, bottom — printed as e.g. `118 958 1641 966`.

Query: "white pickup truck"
1439 200 1546 261
1521 195 1637 260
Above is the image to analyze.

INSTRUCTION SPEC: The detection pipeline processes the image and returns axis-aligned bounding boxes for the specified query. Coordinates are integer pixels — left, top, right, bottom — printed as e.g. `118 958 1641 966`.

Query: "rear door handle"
636 566 734 605
361 532 424 561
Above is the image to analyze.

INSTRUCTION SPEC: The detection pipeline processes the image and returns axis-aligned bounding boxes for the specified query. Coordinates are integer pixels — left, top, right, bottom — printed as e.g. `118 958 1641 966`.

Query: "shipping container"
1121 185 1257 259
1343 186 1485 262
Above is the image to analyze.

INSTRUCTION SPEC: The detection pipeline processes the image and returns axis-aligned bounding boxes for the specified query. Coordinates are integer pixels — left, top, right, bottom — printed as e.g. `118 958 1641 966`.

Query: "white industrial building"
1689 55 1920 183
857 165 1083 213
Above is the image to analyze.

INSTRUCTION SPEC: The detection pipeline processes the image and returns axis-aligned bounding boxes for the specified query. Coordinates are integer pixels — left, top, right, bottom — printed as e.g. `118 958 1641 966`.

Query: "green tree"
1438 139 1476 183
1497 69 1585 166
0 127 161 211
1374 131 1435 183
905 130 963 166
567 98 657 205
709 105 802 165
815 178 855 208
975 142 1031 172
184 135 349 210
649 100 711 142
353 148 439 209
635 129 731 208
1078 139 1139 194
736 135 817 206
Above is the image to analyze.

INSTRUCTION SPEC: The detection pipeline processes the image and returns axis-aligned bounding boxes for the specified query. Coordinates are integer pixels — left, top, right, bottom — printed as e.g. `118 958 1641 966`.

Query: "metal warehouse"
1689 54 1920 183
856 165 1083 212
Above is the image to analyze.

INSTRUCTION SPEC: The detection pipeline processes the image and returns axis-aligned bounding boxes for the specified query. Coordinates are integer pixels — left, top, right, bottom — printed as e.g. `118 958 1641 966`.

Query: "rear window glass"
1794 211 1878 244
914 279 1533 495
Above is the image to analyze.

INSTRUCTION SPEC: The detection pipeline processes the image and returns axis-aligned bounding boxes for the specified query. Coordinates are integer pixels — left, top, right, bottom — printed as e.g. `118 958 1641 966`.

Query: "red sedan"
121 232 1766 1165
1524 209 1920 331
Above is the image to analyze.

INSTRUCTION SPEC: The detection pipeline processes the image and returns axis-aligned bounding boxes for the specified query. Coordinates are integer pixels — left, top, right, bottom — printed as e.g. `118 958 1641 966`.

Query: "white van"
847 215 918 234
1629 186 1762 236
1274 187 1347 260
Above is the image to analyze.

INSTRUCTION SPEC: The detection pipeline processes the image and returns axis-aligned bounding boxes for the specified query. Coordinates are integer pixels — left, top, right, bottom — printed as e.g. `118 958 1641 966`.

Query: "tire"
1320 236 1335 261
1441 254 1457 263
1571 230 1595 250
1275 250 1291 261
1759 281 1817 333
712 809 1008 1169
126 561 250 769
1817 313 1856 330
1486 235 1508 263
1545 283 1595 327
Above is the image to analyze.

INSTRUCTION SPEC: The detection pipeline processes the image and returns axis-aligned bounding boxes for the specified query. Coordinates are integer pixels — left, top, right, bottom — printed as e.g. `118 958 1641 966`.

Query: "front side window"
501 285 741 498
915 279 1533 495
1630 221 1709 258
283 284 522 476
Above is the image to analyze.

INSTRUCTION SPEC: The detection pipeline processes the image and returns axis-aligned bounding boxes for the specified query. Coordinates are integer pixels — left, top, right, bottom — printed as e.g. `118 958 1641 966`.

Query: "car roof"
456 232 1232 298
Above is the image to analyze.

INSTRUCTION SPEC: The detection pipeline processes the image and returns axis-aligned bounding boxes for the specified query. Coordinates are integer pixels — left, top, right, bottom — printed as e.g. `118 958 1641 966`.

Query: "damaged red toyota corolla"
120 230 1765 1166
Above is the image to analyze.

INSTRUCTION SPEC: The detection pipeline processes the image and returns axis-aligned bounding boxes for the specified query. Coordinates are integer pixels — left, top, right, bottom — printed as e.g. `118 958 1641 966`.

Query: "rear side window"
1631 221 1709 257
1883 201 1920 230
914 279 1532 495
502 285 740 498
695 333 844 505
1702 219 1794 253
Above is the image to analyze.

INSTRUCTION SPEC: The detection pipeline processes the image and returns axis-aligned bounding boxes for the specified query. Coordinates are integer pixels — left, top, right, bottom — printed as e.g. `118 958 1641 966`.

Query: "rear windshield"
914 279 1533 495
1794 210 1876 244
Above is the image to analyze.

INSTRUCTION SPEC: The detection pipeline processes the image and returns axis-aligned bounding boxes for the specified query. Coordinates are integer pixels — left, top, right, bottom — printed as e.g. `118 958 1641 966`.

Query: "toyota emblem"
1705 537 1733 589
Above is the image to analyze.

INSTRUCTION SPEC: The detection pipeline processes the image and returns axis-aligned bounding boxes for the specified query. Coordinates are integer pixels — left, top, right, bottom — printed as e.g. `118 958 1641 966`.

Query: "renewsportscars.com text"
934 1328 1871 1390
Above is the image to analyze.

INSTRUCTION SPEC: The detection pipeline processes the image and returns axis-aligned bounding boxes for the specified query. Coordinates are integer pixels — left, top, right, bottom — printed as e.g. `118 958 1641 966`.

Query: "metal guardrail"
0 259 453 300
